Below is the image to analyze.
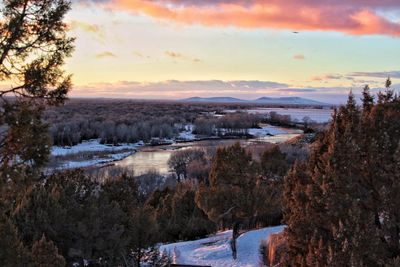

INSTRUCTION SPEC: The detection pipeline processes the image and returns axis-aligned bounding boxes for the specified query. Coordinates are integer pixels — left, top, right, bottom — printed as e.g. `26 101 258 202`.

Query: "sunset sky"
65 0 400 103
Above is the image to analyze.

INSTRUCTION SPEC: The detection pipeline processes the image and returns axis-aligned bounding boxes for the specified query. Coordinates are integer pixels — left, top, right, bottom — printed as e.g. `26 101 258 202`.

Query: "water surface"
112 130 301 176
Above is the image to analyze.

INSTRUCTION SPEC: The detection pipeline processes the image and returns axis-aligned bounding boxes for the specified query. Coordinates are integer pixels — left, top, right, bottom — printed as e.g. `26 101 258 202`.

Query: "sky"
64 0 400 103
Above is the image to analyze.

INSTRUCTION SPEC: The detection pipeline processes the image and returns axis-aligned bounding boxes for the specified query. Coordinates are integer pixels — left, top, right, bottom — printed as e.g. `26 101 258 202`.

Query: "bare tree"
167 148 205 182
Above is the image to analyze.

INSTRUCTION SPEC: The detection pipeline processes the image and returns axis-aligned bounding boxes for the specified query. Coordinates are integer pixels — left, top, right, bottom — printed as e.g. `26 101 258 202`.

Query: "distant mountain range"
180 96 328 106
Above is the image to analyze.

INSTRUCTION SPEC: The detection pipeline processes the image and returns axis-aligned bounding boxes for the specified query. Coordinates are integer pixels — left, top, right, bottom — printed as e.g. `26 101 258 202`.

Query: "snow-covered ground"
50 124 301 170
51 139 143 156
50 140 144 170
177 124 196 141
55 151 135 170
160 226 284 267
248 125 299 137
226 108 333 123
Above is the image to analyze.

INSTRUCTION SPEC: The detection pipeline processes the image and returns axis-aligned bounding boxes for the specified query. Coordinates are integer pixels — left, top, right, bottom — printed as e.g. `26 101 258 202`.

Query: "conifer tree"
31 235 66 267
0 0 74 195
284 82 400 266
0 214 30 267
196 142 257 227
0 8 74 253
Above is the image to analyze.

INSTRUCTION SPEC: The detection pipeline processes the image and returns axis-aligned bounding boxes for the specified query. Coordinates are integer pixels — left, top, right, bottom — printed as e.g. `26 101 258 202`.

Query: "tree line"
45 100 208 146
283 81 400 266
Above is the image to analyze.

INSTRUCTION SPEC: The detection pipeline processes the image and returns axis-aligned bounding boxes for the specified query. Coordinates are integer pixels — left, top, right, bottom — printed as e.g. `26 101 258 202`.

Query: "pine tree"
130 206 158 267
260 145 289 181
31 235 66 267
0 213 30 267
196 142 257 228
284 84 400 266
283 163 311 267
0 0 74 205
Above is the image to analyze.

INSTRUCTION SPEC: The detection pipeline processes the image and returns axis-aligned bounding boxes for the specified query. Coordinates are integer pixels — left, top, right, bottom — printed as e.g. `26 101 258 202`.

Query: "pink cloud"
293 54 305 60
102 0 400 36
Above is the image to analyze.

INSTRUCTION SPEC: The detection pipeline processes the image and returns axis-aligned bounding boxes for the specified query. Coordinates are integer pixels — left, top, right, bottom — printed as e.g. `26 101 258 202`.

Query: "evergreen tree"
260 145 289 181
0 213 30 267
283 163 311 267
147 183 215 242
196 142 257 228
31 235 66 267
130 206 158 267
1 1 73 262
0 0 74 204
284 84 400 266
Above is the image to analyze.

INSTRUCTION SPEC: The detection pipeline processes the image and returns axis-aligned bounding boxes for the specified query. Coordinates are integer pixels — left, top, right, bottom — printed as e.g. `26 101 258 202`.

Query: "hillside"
181 96 327 106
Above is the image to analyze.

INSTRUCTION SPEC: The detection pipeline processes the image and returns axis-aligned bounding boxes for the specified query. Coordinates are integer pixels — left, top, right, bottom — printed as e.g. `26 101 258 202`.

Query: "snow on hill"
182 97 246 103
253 96 326 106
160 226 284 267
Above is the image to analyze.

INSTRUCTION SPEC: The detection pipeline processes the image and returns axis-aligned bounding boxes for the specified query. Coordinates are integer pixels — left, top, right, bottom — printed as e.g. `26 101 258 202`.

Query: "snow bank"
56 151 134 170
177 124 196 141
244 108 333 123
160 226 284 267
51 139 143 156
248 125 290 137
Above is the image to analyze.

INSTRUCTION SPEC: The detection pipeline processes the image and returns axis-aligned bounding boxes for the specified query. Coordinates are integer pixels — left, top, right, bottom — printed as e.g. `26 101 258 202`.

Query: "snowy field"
51 139 143 156
177 124 196 141
248 125 301 137
50 140 144 170
160 226 284 267
50 124 300 170
227 108 333 123
55 151 135 170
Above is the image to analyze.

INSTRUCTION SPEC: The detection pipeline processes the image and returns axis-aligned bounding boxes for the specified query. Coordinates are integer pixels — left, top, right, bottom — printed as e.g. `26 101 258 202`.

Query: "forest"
45 99 311 146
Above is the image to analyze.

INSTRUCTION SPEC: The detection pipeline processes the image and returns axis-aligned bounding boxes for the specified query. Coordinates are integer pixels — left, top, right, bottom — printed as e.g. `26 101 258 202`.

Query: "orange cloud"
293 54 305 60
311 74 343 81
133 51 151 59
165 50 202 63
70 21 101 33
165 51 183 59
95 51 117 59
70 20 104 40
106 0 400 36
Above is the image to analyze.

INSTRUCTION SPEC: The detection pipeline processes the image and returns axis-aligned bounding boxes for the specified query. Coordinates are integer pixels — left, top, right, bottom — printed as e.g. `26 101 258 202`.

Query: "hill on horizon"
180 96 328 106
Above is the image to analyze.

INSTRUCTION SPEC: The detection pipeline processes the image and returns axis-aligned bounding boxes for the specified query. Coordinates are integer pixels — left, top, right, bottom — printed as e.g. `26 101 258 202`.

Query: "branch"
0 0 29 66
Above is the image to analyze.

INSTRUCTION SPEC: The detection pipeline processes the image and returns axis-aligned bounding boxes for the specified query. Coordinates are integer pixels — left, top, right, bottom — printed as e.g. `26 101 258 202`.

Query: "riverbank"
47 124 302 172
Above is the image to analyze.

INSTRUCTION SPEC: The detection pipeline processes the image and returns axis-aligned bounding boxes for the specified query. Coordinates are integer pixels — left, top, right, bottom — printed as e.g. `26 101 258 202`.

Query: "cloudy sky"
65 0 400 103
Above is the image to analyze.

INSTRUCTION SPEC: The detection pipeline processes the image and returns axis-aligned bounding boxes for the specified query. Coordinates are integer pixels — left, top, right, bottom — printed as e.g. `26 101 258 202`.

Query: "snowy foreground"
160 226 284 267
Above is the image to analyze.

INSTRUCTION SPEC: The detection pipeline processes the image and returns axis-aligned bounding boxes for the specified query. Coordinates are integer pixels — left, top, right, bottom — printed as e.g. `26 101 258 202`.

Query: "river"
105 128 302 176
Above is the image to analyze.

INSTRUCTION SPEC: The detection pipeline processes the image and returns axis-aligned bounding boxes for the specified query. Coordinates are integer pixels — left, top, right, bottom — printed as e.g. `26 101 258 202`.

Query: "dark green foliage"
12 170 159 266
147 182 216 242
0 0 73 264
284 81 400 266
130 206 158 267
196 142 287 229
0 213 30 267
196 142 255 226
31 235 66 267
260 145 289 181
0 0 74 209
0 0 74 175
